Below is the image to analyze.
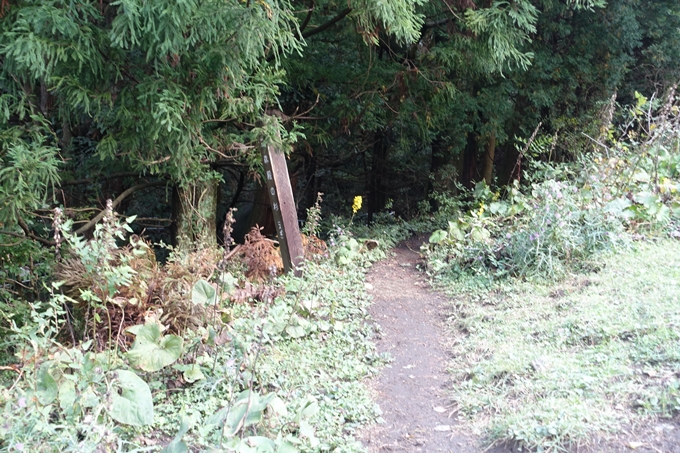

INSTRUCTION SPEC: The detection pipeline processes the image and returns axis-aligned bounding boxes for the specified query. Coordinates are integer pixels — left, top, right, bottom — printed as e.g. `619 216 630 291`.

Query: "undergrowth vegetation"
424 89 680 451
424 90 680 283
0 206 407 452
1 85 679 453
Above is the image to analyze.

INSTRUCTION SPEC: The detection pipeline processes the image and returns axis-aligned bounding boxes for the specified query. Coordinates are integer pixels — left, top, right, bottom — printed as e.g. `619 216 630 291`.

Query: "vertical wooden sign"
261 143 304 276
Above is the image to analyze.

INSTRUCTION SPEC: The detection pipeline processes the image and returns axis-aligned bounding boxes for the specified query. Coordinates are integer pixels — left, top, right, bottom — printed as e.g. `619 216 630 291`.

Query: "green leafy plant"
58 202 146 346
425 178 626 281
126 321 184 372
0 290 156 452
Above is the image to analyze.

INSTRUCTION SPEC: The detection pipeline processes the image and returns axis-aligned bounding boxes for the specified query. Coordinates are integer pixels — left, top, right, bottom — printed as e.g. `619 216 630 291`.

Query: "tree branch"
3 181 167 246
302 7 351 39
424 17 453 30
16 216 57 246
74 181 166 235
299 0 315 34
58 172 141 187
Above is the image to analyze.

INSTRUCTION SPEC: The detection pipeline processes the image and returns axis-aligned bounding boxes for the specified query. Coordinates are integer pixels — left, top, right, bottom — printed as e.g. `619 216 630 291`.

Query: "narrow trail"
360 238 483 453
359 239 680 453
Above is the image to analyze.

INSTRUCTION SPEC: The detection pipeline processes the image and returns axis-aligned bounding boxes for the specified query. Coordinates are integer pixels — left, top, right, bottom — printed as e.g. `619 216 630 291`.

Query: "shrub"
424 178 627 282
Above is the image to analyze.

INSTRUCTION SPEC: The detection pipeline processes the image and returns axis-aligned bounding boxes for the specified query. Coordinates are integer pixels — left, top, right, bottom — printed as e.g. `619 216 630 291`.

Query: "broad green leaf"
286 325 306 338
223 391 275 437
298 397 319 419
244 436 276 450
37 362 58 405
605 197 632 216
108 370 154 426
285 316 309 338
299 420 315 440
219 272 238 293
448 221 466 241
161 415 192 453
335 254 352 265
656 204 671 222
205 407 228 428
299 420 319 447
81 387 100 408
470 227 491 242
182 365 205 383
276 442 299 453
223 399 248 437
127 322 183 372
429 230 447 244
632 170 651 183
489 201 508 215
192 279 217 305
634 191 659 208
58 379 77 414
269 397 288 416
160 440 188 453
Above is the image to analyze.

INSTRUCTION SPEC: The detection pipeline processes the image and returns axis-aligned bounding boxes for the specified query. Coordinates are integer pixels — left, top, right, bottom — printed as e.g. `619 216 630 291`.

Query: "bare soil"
361 238 484 453
361 238 680 453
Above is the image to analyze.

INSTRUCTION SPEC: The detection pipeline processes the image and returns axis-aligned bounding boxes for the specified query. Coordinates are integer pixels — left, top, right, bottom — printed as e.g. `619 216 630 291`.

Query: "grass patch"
442 240 680 451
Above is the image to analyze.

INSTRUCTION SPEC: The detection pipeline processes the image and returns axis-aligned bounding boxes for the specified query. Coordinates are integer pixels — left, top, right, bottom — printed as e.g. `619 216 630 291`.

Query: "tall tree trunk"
246 182 276 237
462 132 478 189
172 179 218 251
367 130 388 223
483 131 496 186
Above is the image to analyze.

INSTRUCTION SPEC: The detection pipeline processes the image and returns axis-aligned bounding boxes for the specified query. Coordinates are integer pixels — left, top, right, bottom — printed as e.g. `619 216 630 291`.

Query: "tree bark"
367 130 388 223
172 179 218 251
461 132 478 189
483 131 496 186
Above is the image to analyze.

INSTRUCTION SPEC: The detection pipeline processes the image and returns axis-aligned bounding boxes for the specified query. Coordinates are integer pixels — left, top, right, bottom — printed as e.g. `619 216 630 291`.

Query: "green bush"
424 178 628 282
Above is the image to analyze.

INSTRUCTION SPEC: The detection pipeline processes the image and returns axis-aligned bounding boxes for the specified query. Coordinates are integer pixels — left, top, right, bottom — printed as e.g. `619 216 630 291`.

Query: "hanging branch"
73 181 166 235
302 8 351 39
299 0 315 34
0 216 57 247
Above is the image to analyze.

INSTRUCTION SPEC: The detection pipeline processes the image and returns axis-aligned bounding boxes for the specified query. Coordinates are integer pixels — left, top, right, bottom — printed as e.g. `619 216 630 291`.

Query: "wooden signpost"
261 142 304 277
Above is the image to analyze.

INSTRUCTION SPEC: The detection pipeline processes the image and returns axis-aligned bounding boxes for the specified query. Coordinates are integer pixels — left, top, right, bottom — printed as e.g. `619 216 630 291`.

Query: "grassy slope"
442 240 680 451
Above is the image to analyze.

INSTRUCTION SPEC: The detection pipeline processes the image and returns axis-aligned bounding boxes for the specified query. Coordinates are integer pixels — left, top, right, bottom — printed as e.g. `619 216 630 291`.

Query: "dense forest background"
2 0 679 252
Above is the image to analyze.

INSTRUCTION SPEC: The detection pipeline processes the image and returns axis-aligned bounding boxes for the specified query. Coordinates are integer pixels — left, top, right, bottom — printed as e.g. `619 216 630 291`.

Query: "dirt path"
361 239 680 453
361 238 482 453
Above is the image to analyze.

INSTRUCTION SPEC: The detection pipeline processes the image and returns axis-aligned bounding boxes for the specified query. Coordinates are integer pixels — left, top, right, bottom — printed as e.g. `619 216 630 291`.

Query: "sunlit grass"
441 240 680 451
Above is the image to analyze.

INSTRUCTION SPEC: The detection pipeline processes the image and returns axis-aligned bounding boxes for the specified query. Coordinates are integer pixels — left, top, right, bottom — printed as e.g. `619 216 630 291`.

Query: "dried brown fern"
55 241 228 347
241 226 283 281
302 234 328 260
229 281 284 305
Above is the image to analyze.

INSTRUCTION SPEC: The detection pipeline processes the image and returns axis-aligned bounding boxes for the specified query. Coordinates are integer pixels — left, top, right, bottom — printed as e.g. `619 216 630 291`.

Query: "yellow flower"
352 196 362 214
